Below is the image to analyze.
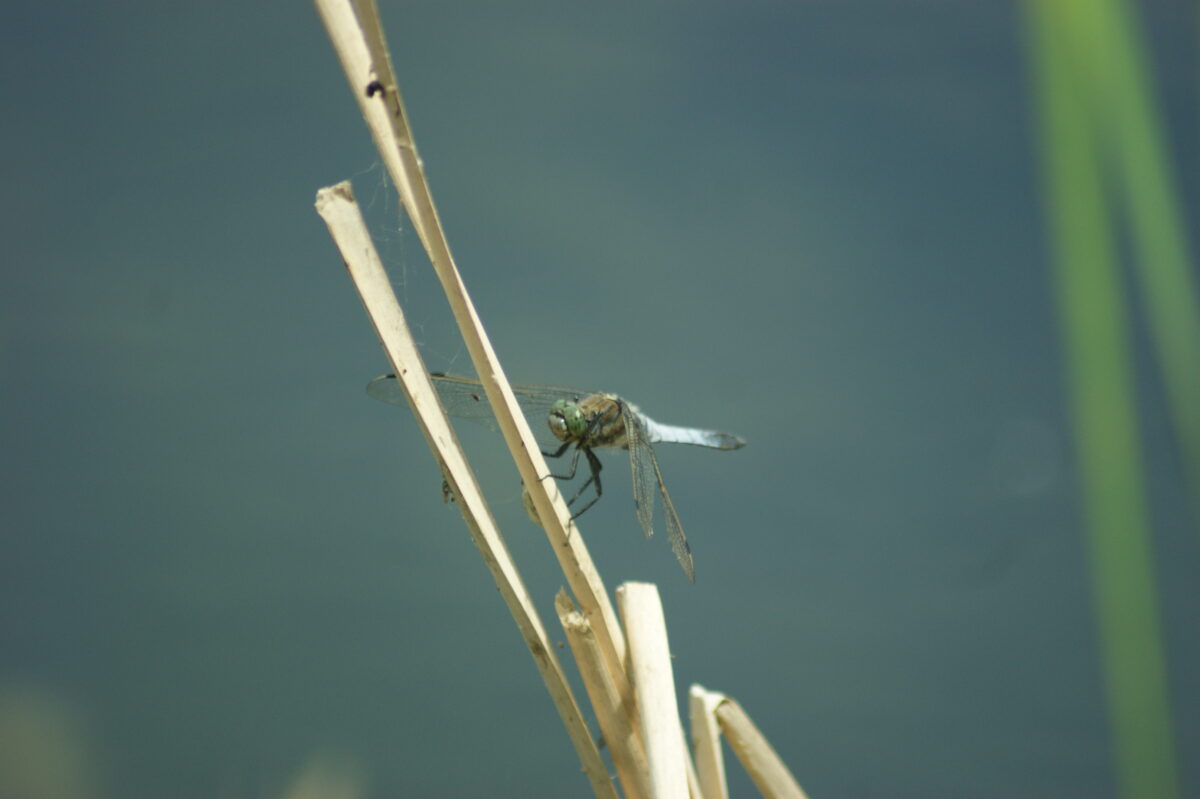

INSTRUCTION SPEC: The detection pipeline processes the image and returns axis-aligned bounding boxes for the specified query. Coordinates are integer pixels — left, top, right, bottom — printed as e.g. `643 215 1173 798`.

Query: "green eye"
550 399 587 439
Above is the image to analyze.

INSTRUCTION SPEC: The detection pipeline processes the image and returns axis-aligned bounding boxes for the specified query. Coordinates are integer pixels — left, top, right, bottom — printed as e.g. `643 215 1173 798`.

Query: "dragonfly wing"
652 453 695 583
367 373 594 447
367 374 505 433
625 408 658 541
429 373 506 429
628 410 695 581
365 374 408 407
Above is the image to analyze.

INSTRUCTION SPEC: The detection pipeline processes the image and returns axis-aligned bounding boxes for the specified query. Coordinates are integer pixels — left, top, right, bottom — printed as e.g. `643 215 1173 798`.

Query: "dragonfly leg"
542 441 572 461
541 444 584 483
565 449 601 505
568 448 604 519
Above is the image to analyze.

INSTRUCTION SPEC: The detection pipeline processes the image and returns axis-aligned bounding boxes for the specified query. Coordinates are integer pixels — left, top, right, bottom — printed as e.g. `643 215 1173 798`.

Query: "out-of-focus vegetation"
1024 1 1197 796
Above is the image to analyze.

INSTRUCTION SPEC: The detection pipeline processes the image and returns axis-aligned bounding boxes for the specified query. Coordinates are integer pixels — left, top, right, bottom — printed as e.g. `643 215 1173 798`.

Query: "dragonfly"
366 373 746 581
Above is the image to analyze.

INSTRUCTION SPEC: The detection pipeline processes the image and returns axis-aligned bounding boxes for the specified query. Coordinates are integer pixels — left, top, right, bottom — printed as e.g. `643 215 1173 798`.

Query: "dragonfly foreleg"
542 442 583 482
568 448 604 519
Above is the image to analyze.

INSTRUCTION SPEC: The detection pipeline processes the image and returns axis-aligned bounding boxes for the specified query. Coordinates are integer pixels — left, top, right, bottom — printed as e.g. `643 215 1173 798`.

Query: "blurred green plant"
1024 0 1196 797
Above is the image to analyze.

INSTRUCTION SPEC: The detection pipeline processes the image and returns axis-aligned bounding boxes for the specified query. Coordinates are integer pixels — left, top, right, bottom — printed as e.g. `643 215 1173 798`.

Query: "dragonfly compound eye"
548 400 587 441
548 401 568 440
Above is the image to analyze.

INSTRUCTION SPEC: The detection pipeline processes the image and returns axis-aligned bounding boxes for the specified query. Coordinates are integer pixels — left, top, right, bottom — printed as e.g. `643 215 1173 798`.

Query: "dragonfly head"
548 399 587 442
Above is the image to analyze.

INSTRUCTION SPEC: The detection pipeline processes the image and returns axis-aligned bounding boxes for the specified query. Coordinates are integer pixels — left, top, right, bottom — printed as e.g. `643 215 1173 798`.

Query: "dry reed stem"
556 590 653 799
688 686 728 799
313 0 630 696
315 5 809 798
314 182 614 799
716 699 809 799
618 583 702 799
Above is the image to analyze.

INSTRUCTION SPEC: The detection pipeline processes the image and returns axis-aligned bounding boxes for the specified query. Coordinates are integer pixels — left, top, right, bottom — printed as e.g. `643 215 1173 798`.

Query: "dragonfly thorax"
548 395 628 448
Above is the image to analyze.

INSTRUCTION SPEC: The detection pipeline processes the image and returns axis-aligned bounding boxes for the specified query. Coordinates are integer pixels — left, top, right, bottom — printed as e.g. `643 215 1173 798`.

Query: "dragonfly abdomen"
641 418 746 450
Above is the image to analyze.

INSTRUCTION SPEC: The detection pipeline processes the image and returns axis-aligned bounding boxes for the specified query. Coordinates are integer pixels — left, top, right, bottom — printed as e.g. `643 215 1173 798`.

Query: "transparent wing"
367 373 595 448
625 406 657 539
625 406 695 582
653 454 694 583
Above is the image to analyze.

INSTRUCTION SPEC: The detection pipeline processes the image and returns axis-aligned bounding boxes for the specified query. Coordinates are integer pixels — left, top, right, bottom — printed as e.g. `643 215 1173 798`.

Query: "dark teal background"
2 2 1197 797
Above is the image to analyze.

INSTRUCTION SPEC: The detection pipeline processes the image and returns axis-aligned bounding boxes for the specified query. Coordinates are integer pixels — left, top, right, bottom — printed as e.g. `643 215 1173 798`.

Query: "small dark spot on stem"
365 80 384 98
